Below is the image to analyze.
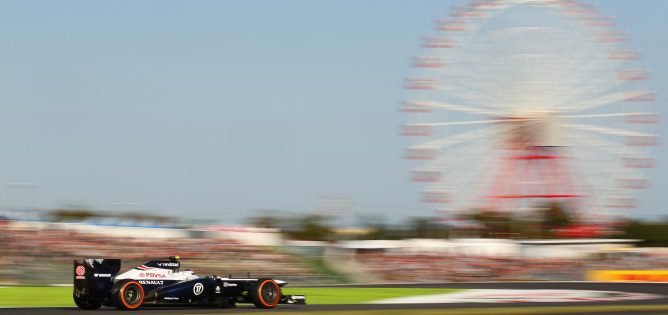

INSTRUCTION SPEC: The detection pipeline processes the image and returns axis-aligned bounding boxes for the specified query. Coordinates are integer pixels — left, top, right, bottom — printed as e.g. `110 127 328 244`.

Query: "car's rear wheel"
111 280 144 310
250 278 280 309
73 296 101 310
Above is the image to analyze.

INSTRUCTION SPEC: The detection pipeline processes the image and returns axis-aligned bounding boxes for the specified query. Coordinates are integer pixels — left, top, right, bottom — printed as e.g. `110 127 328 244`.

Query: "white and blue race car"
73 256 305 310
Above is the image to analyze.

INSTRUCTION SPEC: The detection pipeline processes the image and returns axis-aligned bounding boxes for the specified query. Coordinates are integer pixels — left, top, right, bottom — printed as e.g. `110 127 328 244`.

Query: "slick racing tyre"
73 296 101 310
111 280 144 310
250 278 281 309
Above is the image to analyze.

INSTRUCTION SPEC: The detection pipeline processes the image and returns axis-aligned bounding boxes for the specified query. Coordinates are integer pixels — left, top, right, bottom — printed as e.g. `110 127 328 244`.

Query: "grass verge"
0 286 73 307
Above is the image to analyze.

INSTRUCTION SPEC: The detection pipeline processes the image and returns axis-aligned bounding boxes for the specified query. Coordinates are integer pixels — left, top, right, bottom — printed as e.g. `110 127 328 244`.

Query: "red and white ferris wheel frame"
401 0 659 221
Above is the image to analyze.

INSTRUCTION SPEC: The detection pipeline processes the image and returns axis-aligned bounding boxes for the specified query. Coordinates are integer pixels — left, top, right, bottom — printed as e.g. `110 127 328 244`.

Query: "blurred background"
0 0 667 287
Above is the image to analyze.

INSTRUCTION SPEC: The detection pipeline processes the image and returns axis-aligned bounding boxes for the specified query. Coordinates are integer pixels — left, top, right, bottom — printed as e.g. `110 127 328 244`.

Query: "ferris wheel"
402 0 658 222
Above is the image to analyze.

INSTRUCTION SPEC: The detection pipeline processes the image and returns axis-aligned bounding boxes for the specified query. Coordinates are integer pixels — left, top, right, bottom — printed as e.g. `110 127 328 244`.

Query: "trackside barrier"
588 270 668 282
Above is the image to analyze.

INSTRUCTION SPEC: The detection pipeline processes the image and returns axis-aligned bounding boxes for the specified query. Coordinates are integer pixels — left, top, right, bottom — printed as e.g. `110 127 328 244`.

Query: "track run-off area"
3 282 668 315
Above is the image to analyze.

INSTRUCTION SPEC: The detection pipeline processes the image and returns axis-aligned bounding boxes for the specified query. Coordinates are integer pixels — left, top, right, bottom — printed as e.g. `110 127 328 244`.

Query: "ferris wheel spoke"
417 138 494 172
409 119 511 127
563 77 626 106
570 90 656 112
402 100 500 115
431 78 508 109
567 142 623 174
562 112 656 119
411 127 493 150
435 85 497 105
566 131 651 160
564 123 656 138
573 160 618 185
450 150 497 194
423 150 497 207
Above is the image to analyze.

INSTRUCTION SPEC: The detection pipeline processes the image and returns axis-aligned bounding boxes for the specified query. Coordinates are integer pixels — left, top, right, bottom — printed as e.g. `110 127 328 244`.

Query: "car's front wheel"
249 278 280 309
110 280 144 310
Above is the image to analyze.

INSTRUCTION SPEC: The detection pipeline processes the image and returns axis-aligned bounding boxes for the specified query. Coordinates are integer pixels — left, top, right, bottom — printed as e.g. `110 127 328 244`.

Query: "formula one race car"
73 256 305 310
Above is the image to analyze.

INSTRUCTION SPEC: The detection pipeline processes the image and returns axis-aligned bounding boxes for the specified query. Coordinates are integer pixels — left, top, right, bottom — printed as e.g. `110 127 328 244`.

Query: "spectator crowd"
0 223 326 285
3 219 668 285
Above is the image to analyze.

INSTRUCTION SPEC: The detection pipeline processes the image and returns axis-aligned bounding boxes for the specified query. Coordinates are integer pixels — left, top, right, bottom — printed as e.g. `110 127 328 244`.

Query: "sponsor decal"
193 283 204 295
157 262 179 267
223 282 237 287
588 270 668 282
139 280 164 285
163 297 179 301
94 273 111 278
215 286 221 293
139 272 167 278
75 266 86 279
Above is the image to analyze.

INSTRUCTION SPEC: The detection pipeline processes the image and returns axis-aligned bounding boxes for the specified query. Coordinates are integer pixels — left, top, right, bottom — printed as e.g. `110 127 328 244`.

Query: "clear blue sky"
0 0 665 223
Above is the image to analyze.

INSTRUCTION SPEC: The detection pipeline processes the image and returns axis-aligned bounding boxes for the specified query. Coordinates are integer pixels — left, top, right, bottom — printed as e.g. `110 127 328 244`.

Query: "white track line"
369 289 663 304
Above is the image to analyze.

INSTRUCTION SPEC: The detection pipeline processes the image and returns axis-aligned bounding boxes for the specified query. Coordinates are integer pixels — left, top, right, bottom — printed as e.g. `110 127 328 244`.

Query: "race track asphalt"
3 282 668 315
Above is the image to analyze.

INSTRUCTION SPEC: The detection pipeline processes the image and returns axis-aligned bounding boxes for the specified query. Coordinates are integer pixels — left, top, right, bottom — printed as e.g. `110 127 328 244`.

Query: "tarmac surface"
3 282 668 315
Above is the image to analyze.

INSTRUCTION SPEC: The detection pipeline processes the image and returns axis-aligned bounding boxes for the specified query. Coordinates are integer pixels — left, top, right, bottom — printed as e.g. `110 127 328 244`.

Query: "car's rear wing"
73 258 121 302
